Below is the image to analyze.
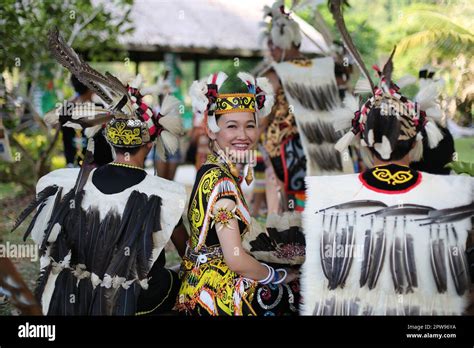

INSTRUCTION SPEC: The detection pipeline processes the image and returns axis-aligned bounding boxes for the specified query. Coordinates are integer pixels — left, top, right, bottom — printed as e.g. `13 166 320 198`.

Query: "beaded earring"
212 140 240 178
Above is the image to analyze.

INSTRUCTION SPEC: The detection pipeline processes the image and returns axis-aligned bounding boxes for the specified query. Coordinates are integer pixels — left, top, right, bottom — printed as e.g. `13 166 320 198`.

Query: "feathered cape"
301 171 472 315
272 57 357 175
19 168 186 315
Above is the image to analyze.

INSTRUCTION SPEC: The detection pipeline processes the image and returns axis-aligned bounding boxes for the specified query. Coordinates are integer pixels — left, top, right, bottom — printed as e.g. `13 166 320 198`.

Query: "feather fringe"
159 130 179 155
255 77 275 118
158 95 183 135
237 72 255 86
424 120 444 149
207 115 221 133
334 131 355 153
409 133 424 162
189 80 208 114
207 72 228 89
354 78 372 95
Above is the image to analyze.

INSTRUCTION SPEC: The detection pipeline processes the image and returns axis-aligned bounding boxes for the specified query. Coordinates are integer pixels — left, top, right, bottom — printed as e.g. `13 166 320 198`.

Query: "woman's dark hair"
369 138 415 162
113 145 142 156
216 74 252 122
365 107 415 162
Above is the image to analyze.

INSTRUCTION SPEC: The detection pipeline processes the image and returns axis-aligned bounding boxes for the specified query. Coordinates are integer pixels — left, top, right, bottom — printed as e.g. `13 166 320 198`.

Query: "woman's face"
208 112 258 162
268 38 283 62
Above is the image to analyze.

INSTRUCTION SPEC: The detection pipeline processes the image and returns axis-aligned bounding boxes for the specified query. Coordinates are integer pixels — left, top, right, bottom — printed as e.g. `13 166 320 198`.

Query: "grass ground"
454 137 474 163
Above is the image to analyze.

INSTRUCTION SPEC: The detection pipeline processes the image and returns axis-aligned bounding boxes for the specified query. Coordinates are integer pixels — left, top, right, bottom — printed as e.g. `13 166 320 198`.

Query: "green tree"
0 0 134 190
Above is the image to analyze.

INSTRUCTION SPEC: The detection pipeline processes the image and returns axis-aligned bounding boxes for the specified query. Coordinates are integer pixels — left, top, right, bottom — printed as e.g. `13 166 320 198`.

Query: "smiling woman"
176 72 300 316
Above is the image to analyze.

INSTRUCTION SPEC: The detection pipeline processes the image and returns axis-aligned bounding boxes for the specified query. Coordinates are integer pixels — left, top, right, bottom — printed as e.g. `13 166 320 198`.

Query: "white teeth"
233 144 248 149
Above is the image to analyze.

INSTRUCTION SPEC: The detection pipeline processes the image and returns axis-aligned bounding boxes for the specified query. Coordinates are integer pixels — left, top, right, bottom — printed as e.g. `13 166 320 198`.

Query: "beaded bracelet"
272 269 287 285
259 263 275 285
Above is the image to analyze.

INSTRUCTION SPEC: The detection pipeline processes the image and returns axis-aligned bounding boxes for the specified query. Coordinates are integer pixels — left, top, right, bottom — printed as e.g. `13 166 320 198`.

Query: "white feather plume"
354 78 372 94
129 74 143 89
158 95 183 136
424 120 444 149
255 76 275 118
159 130 179 155
44 109 60 126
332 94 360 133
189 80 209 114
207 114 221 133
207 72 228 89
237 71 256 86
409 133 424 162
155 137 166 161
334 131 355 153
374 135 392 160
415 80 445 124
84 125 102 138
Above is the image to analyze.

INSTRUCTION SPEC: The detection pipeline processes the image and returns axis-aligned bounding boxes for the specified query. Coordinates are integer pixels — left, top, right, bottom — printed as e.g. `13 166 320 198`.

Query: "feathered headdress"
262 0 302 50
46 28 183 157
329 1 443 161
189 71 274 133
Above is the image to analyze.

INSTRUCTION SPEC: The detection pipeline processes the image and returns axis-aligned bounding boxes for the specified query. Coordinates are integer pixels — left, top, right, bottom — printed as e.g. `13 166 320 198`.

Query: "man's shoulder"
36 168 79 193
143 173 186 198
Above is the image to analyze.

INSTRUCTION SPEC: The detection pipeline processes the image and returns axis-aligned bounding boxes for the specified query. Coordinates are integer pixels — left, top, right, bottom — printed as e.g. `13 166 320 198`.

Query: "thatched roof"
120 0 329 60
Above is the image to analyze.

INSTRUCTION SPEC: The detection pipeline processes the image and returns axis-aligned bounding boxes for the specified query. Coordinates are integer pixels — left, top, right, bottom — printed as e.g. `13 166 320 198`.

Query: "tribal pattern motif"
178 153 257 315
215 94 256 115
177 248 258 316
281 135 306 194
372 167 413 186
187 154 251 251
360 164 421 193
105 119 147 146
264 87 298 158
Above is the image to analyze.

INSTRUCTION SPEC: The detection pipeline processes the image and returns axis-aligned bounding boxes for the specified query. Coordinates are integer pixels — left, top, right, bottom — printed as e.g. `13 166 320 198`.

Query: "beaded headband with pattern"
215 93 256 115
104 86 161 149
330 1 443 161
189 71 274 133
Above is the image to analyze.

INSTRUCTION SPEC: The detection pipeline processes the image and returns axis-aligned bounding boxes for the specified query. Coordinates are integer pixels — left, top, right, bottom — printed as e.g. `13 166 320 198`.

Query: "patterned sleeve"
192 167 251 249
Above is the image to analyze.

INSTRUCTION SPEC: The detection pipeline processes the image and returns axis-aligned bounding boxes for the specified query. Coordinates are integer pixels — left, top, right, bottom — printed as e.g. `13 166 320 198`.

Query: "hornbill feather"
12 185 59 232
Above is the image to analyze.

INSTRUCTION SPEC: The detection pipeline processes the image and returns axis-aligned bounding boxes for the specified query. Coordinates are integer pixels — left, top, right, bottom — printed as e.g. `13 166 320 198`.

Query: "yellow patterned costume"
176 154 258 315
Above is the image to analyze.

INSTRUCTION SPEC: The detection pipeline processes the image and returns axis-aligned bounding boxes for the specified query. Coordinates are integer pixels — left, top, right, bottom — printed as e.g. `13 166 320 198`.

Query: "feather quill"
318 200 387 213
329 0 374 91
11 185 59 232
402 217 418 291
447 225 470 296
359 216 374 287
367 219 386 290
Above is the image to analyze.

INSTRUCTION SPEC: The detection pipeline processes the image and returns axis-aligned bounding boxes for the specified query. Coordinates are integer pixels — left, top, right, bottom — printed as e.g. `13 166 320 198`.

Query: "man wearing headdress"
261 0 355 213
12 29 188 315
300 0 473 315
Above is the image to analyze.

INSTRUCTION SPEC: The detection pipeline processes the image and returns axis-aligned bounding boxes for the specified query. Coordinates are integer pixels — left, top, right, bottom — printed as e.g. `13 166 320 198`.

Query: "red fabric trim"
281 137 290 192
211 73 217 84
358 171 422 194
